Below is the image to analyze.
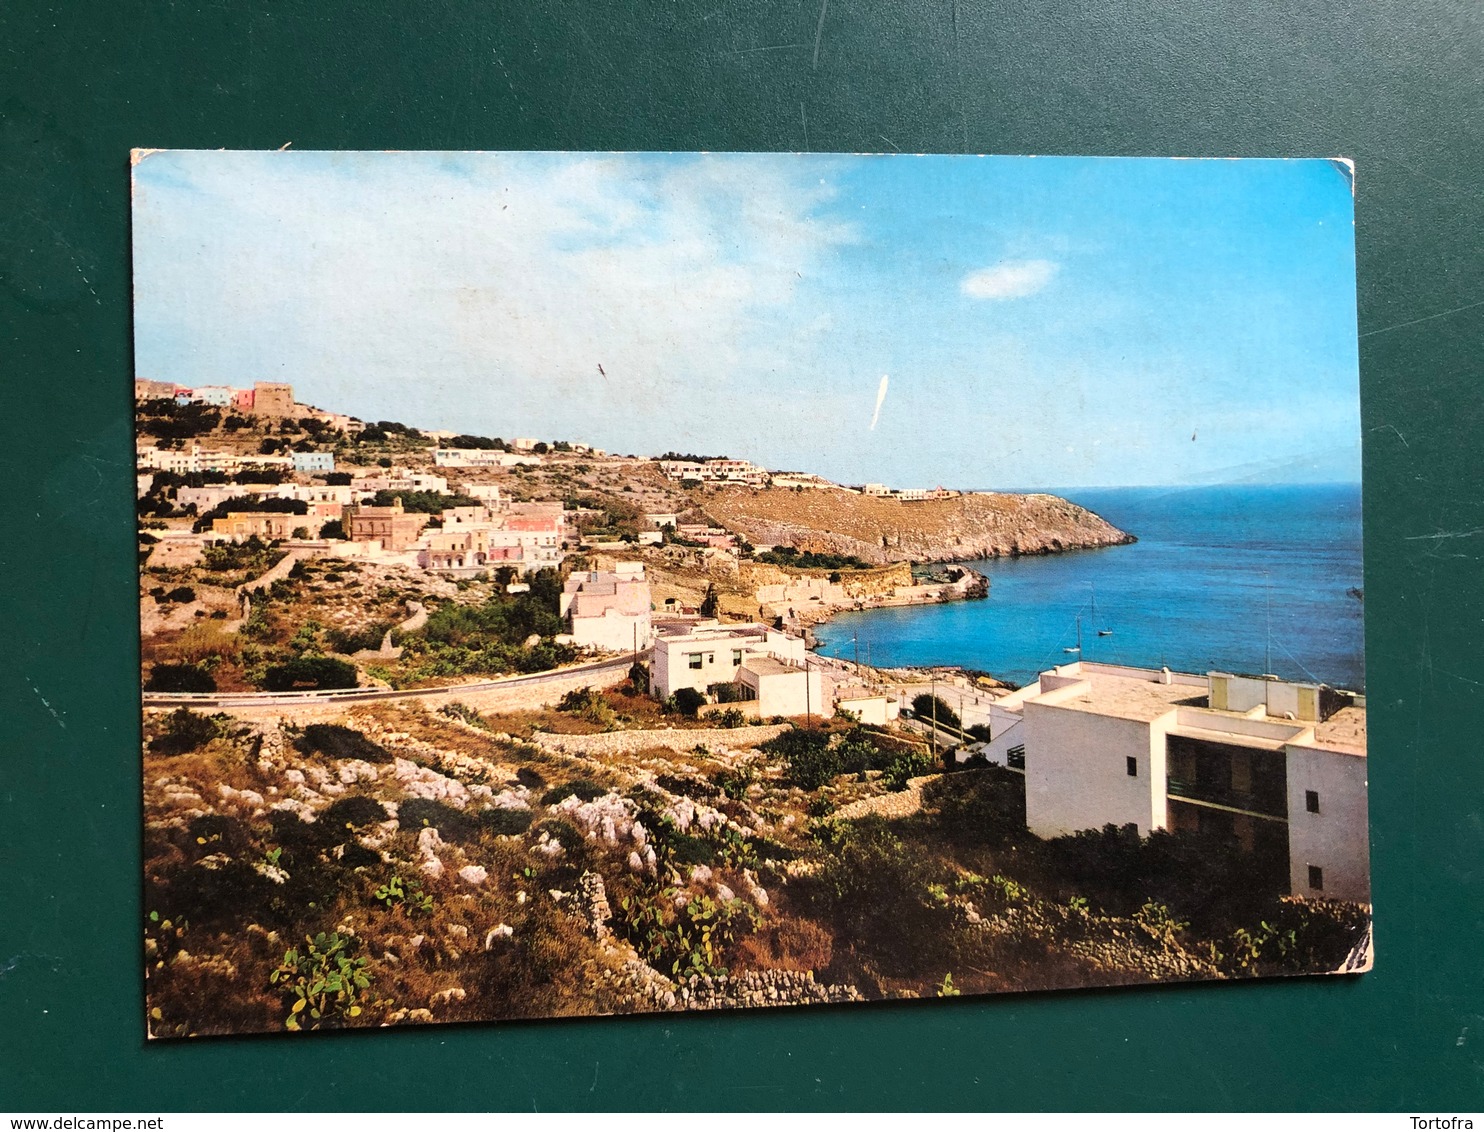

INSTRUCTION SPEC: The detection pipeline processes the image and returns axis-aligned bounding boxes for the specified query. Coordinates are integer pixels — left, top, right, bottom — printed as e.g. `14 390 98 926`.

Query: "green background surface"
3 0 1482 1112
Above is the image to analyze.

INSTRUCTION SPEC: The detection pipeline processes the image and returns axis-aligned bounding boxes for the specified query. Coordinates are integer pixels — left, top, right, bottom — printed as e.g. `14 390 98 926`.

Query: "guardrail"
141 652 644 709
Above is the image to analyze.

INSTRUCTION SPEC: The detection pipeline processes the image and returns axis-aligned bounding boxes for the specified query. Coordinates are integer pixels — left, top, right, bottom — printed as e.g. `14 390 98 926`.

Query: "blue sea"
813 484 1366 692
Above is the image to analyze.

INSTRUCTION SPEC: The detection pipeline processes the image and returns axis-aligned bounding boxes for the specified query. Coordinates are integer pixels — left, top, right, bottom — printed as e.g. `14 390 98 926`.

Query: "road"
141 653 638 710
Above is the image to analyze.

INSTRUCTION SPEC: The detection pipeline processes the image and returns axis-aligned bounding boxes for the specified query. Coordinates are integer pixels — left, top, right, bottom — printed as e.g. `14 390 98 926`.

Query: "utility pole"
930 674 937 761
804 654 812 729
852 631 860 676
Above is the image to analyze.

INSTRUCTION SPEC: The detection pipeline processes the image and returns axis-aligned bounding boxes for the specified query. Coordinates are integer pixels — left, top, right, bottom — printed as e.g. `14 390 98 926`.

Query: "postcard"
132 150 1368 1037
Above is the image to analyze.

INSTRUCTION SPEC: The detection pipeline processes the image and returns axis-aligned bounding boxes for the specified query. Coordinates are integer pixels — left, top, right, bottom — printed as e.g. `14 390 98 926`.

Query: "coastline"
790 561 990 641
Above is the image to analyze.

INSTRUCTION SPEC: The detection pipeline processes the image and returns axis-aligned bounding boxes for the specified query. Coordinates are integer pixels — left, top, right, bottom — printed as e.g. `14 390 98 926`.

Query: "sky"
132 151 1362 489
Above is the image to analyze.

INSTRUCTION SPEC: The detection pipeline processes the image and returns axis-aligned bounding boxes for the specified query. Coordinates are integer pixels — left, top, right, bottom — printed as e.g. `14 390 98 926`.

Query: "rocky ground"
141 689 1370 1038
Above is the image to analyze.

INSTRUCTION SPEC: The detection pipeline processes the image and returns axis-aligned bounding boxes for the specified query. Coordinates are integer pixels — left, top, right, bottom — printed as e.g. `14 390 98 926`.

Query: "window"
732 649 743 665
1308 865 1324 891
1305 790 1320 814
687 653 703 670
1006 745 1026 770
1126 756 1138 777
706 653 715 665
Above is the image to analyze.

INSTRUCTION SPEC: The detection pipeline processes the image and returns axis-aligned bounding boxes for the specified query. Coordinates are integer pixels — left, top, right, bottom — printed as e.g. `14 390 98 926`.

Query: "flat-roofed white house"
292 451 335 473
737 655 825 718
651 621 809 703
962 660 1369 903
561 563 652 652
833 686 899 726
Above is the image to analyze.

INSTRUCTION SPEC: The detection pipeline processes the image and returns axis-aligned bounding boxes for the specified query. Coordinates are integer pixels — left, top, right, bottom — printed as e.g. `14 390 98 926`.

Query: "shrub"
145 663 216 694
165 586 197 603
714 707 748 728
616 885 759 979
923 767 1027 846
763 728 840 789
834 731 888 775
321 795 390 830
557 686 616 728
814 817 949 973
293 724 391 763
706 680 742 704
883 749 937 791
626 662 650 695
514 767 546 789
709 761 757 801
326 621 393 654
532 818 585 853
1222 898 1370 976
483 808 535 836
398 797 481 841
668 687 707 717
148 708 219 755
373 874 433 917
269 932 373 1030
540 779 608 805
438 701 488 729
260 656 358 691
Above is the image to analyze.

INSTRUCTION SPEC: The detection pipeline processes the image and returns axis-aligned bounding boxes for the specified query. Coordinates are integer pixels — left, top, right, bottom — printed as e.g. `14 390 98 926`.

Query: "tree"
911 693 961 732
699 584 720 618
320 519 346 540
145 663 216 693
670 687 707 717
627 661 650 694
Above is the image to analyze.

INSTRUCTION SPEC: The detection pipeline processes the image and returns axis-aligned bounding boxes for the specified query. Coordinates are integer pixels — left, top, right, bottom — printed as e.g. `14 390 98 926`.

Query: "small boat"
1097 629 1113 637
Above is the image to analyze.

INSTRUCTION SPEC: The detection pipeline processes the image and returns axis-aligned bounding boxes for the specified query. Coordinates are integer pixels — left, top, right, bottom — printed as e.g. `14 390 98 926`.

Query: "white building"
833 686 899 726
651 621 810 703
433 447 541 468
353 470 450 494
737 655 825 718
657 458 767 486
184 385 234 407
963 661 1369 903
136 444 293 475
460 483 504 506
561 563 652 653
292 451 335 473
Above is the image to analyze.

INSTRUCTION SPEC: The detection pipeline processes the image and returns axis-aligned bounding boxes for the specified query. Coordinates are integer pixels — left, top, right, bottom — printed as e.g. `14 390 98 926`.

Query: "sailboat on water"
1065 585 1115 655
1093 583 1113 636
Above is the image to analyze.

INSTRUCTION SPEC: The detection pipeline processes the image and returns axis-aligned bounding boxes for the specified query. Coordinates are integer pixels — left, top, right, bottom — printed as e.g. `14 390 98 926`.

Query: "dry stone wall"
530 723 788 758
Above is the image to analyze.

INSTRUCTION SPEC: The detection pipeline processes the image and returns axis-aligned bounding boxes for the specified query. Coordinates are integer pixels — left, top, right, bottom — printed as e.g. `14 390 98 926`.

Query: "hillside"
700 488 1134 565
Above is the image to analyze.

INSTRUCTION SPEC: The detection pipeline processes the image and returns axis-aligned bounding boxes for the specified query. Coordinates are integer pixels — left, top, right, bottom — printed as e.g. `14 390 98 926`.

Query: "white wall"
960 716 1025 768
652 629 807 700
1284 744 1371 903
743 667 824 718
836 696 893 726
1023 699 1165 838
571 609 651 653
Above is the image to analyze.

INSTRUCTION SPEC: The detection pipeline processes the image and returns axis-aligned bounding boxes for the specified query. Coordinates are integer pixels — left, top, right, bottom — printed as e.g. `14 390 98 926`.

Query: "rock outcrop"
703 488 1134 565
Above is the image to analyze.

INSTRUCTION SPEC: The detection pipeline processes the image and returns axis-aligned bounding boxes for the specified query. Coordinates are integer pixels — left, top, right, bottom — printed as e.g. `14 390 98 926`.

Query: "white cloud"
960 258 1058 300
131 152 858 435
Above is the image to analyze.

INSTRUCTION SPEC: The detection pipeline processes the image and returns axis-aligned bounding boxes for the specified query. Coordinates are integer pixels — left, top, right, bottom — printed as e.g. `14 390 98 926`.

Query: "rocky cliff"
701 488 1134 565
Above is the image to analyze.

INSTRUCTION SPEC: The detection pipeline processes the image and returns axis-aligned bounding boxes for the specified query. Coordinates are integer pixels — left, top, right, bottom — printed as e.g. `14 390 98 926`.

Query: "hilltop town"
136 380 1370 1036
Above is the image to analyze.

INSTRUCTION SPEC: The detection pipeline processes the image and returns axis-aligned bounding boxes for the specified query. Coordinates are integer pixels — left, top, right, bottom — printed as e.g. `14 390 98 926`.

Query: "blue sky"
132 151 1361 488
